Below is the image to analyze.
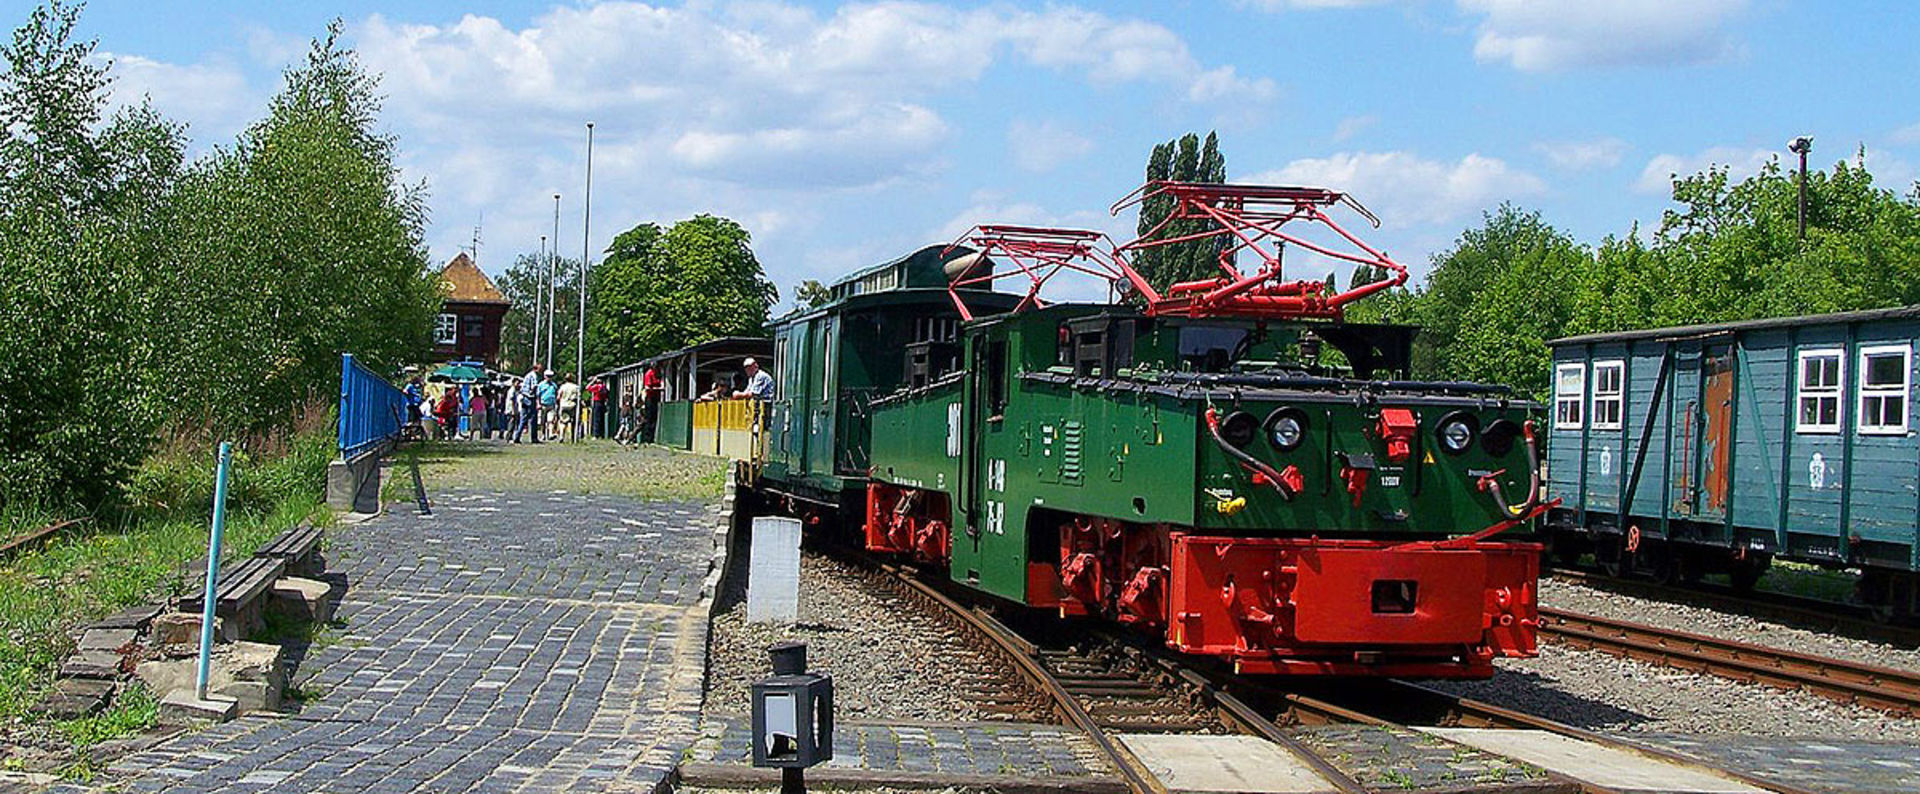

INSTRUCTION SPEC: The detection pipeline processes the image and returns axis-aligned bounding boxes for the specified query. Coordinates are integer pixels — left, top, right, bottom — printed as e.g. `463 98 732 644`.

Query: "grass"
0 426 334 753
385 439 729 502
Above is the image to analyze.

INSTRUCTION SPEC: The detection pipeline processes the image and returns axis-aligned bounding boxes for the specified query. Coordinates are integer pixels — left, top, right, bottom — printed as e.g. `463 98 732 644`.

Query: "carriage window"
1591 361 1624 431
1858 345 1910 435
1796 349 1842 434
1553 363 1584 430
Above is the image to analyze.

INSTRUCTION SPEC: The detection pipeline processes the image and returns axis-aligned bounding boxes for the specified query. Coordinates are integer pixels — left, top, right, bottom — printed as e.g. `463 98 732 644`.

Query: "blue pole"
195 441 234 700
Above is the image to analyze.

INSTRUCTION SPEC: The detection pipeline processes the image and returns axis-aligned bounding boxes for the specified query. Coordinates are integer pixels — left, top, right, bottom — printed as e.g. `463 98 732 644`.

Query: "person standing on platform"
586 376 609 438
468 386 490 440
558 375 582 442
516 364 544 444
539 373 560 441
642 365 663 444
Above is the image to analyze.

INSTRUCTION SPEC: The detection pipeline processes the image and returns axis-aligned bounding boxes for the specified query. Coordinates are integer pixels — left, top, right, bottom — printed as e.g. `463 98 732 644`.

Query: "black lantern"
750 641 834 792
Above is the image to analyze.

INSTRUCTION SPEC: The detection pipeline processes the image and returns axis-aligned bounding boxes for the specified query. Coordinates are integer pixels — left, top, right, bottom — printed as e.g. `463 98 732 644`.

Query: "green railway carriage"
755 245 1019 508
1544 306 1920 620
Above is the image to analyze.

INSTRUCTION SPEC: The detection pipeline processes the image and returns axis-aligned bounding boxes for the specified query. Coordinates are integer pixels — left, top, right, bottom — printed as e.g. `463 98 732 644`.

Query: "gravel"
705 552 1034 722
1540 575 1920 674
1428 642 1920 740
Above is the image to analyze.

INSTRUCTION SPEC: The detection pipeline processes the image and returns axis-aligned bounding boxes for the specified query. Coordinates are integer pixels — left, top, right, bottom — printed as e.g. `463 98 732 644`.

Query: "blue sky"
25 0 1920 309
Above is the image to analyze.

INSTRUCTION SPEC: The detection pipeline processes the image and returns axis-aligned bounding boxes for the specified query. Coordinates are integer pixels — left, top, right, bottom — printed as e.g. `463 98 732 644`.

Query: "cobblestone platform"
71 487 725 794
1617 733 1920 794
685 716 1115 786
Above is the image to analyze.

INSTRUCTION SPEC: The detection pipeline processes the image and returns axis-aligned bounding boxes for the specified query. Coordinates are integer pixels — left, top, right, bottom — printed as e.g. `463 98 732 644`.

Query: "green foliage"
495 252 581 373
584 214 776 370
793 279 833 310
1388 153 1920 398
0 6 435 513
1133 131 1228 293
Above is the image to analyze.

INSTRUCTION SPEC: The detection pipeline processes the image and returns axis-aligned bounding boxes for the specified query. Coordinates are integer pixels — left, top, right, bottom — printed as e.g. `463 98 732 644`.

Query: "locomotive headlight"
1436 412 1479 455
1264 408 1307 452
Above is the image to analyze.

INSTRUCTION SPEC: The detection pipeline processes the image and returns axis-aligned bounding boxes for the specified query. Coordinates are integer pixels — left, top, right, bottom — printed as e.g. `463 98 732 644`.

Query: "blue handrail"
338 353 407 458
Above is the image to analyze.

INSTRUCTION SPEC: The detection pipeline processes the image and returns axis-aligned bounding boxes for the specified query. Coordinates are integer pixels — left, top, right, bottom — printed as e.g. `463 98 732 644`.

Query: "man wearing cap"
732 358 774 401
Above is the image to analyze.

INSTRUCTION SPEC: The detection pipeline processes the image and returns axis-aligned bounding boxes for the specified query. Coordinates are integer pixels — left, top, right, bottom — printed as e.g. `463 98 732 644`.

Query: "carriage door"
1671 343 1733 518
1695 345 1736 518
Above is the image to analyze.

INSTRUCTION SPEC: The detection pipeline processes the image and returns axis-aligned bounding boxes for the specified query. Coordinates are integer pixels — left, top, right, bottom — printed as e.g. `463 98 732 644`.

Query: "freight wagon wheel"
1595 538 1633 579
1726 554 1770 593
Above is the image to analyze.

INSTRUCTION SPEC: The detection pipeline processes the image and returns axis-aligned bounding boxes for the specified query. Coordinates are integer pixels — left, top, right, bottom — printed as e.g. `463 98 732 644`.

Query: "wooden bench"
253 522 324 576
179 556 286 641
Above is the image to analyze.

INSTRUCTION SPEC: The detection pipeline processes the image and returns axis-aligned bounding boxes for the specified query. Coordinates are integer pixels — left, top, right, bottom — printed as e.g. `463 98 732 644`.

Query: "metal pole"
1796 147 1808 243
532 235 546 369
578 122 595 441
195 442 234 700
549 193 561 371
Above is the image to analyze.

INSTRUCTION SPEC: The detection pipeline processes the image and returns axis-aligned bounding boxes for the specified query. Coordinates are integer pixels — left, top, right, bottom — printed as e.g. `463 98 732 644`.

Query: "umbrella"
431 363 487 383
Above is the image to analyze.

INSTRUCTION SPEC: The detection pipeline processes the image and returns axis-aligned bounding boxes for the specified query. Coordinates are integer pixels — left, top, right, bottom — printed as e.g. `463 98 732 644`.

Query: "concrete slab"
1422 728 1769 794
158 690 237 725
1119 734 1336 794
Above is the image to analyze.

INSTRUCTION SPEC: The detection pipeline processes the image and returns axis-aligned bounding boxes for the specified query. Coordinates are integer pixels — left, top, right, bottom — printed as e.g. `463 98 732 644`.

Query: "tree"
793 280 832 310
584 214 777 372
1132 131 1228 293
497 252 582 373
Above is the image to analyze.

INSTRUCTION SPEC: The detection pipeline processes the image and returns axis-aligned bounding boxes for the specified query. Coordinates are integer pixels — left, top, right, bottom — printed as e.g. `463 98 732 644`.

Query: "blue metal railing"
338 353 406 458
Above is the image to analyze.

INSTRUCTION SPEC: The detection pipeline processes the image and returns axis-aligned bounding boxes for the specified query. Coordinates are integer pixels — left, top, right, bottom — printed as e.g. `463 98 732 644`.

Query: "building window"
464 316 483 338
1553 362 1584 430
1796 348 1842 434
434 313 458 346
1591 360 1624 431
1858 344 1911 435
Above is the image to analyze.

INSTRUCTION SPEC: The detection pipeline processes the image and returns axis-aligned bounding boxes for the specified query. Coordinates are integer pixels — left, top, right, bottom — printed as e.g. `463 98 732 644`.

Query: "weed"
56 683 158 749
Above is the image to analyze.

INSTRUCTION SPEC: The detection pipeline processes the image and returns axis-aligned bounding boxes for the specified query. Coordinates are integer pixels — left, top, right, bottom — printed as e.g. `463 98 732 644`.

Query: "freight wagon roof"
1548 304 1920 347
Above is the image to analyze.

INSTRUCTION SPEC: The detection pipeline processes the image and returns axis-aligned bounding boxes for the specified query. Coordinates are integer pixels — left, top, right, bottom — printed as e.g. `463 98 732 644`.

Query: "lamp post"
1788 135 1812 243
578 122 595 440
532 234 546 369
548 194 560 370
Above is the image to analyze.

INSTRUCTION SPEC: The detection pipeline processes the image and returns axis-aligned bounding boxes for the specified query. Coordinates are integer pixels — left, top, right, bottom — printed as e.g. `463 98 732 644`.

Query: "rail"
337 353 406 459
1539 606 1920 716
1547 566 1920 648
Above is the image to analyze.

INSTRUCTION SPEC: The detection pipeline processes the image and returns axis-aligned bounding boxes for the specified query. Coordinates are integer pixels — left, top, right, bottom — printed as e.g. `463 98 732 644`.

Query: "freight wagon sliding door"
1672 343 1735 520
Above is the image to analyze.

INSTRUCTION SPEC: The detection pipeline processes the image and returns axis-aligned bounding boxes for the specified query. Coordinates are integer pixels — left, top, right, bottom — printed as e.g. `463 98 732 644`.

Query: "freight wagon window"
1858 344 1911 435
1591 361 1624 431
1796 349 1842 434
1553 363 1585 430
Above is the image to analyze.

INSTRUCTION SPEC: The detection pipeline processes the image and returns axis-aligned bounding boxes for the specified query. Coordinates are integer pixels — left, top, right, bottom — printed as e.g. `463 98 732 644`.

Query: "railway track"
1539 605 1920 717
857 553 1814 794
1548 566 1920 649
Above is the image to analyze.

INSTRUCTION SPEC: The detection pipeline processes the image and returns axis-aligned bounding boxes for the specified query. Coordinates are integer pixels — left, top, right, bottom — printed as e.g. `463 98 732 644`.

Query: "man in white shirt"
732 358 774 401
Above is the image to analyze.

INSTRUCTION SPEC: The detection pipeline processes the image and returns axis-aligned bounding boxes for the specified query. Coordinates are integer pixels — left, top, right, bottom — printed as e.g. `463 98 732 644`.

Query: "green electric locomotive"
755 182 1547 678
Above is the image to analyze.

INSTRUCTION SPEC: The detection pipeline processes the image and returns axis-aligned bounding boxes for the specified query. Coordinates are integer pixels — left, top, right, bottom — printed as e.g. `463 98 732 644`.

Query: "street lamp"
1787 135 1812 243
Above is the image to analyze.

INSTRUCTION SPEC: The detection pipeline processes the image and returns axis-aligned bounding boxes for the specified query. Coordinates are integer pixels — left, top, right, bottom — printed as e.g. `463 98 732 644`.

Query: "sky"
25 0 1920 310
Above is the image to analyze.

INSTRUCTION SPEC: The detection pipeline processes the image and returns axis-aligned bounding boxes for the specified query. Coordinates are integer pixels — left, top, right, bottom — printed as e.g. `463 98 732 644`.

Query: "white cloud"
1249 151 1546 226
1535 137 1627 171
1008 120 1095 173
1459 0 1748 71
1332 115 1377 143
1889 122 1920 147
97 52 256 140
1634 146 1775 194
347 2 1274 263
1239 0 1395 9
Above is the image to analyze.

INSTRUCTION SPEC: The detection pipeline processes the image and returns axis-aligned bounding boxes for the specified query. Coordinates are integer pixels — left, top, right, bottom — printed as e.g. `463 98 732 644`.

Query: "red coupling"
1341 466 1368 507
1278 465 1304 496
